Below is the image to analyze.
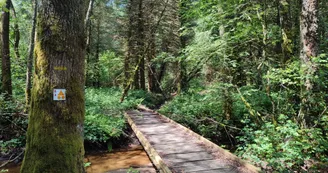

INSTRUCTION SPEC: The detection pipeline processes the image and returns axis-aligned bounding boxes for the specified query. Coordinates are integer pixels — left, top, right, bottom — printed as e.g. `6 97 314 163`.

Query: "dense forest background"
1 0 327 172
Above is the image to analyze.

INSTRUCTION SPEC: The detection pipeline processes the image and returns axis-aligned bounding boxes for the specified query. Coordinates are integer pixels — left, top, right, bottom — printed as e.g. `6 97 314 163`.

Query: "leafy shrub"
160 82 328 172
84 87 159 144
0 137 25 155
84 88 142 144
159 84 235 143
232 85 272 121
237 115 328 172
98 51 124 87
84 114 125 143
159 83 274 143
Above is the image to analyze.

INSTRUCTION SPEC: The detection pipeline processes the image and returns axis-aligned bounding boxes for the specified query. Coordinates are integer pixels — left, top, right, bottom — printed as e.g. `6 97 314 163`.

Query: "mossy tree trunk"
20 0 87 172
1 0 12 99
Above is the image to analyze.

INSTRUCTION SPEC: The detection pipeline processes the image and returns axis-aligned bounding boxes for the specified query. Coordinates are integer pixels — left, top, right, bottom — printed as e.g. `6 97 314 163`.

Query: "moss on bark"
20 0 87 172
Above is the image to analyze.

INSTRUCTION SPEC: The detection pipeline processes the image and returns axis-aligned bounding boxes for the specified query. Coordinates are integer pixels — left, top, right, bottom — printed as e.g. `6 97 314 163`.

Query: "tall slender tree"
137 0 146 90
144 0 158 92
21 0 87 172
85 0 95 87
1 0 12 98
25 0 37 109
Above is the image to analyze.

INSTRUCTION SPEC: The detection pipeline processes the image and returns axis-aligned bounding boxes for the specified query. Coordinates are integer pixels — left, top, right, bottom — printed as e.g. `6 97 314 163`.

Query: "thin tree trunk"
123 0 133 91
85 0 94 87
279 0 293 64
134 65 140 89
85 0 94 57
20 0 87 172
137 0 145 90
85 20 92 86
25 0 37 110
94 18 100 87
85 0 95 26
1 0 12 99
178 0 187 94
147 33 158 92
9 0 20 59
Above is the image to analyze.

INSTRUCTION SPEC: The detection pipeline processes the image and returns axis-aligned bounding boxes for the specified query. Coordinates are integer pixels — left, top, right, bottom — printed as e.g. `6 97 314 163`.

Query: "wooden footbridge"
125 106 259 173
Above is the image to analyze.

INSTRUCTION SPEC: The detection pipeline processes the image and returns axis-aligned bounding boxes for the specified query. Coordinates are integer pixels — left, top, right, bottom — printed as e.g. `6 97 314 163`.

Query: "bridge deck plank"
125 108 258 173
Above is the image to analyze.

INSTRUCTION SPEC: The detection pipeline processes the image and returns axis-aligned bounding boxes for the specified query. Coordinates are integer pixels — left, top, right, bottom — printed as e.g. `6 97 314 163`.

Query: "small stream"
1 145 155 173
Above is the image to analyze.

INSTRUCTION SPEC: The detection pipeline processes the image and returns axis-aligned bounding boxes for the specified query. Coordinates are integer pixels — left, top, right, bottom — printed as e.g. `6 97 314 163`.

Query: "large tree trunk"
1 0 12 99
299 0 319 126
300 0 319 86
25 0 37 110
20 0 87 172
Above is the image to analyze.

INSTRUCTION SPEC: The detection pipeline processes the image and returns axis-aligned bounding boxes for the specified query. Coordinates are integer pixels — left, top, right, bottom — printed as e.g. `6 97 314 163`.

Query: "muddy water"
85 146 154 173
0 162 21 173
1 146 154 173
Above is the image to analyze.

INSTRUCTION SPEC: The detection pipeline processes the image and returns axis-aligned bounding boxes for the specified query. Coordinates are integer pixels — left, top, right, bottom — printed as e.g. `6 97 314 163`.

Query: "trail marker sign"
53 89 66 101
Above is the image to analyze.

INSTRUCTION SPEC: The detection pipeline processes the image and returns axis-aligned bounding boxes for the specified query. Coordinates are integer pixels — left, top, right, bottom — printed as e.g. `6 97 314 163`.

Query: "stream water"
1 146 155 173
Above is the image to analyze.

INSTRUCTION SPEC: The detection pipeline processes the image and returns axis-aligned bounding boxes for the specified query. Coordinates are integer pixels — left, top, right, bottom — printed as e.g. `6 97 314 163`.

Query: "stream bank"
1 127 157 173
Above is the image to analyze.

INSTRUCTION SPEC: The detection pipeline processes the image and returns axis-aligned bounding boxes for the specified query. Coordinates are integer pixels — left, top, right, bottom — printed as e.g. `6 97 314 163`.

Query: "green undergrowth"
84 87 162 146
159 83 271 144
159 82 328 172
237 116 328 172
1 87 160 156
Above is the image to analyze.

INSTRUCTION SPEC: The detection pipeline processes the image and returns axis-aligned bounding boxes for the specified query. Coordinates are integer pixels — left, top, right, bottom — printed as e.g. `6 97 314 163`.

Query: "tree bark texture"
123 0 134 90
94 18 100 87
300 0 318 91
147 31 159 92
137 0 145 90
279 0 293 63
299 0 319 126
20 0 87 172
1 0 12 98
121 0 139 101
25 0 37 110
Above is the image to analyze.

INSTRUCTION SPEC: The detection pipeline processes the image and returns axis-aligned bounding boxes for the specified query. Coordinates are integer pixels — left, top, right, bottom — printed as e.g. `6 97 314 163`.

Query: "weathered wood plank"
171 160 234 172
137 105 260 173
162 152 214 163
124 112 172 173
125 106 260 173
